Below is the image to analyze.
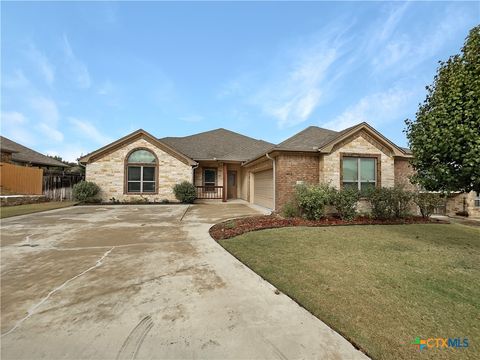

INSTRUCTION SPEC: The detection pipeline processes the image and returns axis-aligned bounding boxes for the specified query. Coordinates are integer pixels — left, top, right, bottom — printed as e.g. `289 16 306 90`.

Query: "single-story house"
78 122 410 208
0 136 68 169
78 122 479 218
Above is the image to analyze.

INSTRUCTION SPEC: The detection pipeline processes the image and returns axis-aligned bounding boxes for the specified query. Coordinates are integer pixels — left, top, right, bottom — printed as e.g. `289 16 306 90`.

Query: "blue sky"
1 1 478 161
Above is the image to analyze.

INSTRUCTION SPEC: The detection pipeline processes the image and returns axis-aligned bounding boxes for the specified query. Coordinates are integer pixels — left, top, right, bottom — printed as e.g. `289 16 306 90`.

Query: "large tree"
405 25 480 193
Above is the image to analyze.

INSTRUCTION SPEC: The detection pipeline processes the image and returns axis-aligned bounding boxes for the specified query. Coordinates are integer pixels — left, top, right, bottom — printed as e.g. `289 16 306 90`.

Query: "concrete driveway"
1 204 367 359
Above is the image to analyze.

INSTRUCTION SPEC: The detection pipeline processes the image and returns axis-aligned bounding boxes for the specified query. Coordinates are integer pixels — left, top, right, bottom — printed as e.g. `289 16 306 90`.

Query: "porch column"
222 163 227 202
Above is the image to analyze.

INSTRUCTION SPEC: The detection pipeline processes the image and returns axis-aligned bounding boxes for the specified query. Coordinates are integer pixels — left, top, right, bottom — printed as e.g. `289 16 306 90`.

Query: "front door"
227 171 237 199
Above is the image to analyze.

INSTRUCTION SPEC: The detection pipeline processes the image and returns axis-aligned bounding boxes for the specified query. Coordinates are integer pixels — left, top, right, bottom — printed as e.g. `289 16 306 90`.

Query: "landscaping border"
209 215 449 240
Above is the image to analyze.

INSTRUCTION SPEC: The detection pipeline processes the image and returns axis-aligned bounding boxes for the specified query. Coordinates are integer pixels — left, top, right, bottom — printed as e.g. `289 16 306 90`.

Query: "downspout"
265 153 275 211
192 163 199 184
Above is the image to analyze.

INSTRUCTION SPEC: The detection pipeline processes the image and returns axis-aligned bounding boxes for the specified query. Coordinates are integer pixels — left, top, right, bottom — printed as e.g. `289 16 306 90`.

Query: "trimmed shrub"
331 187 360 220
367 187 395 219
282 200 300 218
367 186 414 219
413 192 444 218
73 181 100 202
173 181 196 203
295 184 334 220
391 185 413 218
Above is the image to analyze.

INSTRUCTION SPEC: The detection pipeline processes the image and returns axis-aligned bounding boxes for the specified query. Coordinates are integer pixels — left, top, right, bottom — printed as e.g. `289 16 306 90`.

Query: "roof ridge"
160 128 274 146
277 125 338 147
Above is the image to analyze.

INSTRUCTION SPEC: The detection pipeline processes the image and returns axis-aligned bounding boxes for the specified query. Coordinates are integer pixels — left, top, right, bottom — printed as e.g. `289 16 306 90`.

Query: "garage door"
253 169 273 209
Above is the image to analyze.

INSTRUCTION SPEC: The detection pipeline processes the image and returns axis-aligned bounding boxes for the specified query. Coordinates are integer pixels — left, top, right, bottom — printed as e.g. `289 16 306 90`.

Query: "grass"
0 201 77 219
220 224 480 360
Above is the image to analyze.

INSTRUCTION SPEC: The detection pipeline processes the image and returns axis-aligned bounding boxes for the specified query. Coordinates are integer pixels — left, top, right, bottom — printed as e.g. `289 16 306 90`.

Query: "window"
342 156 377 192
475 192 480 207
126 149 157 193
203 168 216 191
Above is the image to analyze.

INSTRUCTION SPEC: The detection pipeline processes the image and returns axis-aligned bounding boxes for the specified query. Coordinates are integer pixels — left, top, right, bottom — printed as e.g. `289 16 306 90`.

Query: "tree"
405 25 480 193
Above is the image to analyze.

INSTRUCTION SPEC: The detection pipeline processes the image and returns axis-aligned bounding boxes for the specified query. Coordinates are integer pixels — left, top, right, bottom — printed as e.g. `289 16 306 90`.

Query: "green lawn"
220 224 480 360
0 201 77 219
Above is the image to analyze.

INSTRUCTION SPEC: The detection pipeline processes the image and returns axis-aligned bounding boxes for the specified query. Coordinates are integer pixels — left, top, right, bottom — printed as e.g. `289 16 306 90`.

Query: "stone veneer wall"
321 134 395 189
446 191 480 219
86 137 192 202
275 154 319 211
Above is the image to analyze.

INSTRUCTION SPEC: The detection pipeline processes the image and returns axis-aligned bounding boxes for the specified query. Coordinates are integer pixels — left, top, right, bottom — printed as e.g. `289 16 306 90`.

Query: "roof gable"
78 129 196 165
0 136 68 167
319 122 410 157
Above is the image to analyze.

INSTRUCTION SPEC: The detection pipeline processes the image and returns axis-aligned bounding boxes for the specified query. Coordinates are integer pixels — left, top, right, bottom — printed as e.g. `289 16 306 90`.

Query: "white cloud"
69 117 112 145
63 34 91 88
179 114 204 123
26 43 55 85
322 88 415 131
37 123 64 142
371 4 473 74
29 96 59 124
97 80 114 95
251 40 340 129
0 111 37 145
28 97 64 142
1 111 27 125
2 69 31 89
45 144 89 163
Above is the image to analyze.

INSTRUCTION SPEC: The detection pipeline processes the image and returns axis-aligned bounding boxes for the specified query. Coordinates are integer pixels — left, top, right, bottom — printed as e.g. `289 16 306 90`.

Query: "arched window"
126 149 157 193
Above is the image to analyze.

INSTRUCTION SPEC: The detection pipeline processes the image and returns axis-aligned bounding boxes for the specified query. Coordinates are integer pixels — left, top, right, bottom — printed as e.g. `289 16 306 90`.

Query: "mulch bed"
209 215 448 240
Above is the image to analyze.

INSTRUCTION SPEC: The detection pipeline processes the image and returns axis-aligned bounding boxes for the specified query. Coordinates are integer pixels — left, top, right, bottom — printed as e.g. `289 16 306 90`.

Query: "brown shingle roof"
275 126 340 151
160 128 274 161
0 136 68 167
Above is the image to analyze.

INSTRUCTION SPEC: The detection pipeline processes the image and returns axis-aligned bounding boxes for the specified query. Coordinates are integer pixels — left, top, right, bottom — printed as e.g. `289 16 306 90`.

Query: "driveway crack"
1 246 115 337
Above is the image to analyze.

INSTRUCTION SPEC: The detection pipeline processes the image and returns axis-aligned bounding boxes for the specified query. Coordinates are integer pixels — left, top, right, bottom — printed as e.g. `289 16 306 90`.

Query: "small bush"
173 181 196 203
72 181 100 202
295 184 334 220
391 185 413 218
282 200 300 218
331 187 360 220
367 187 395 219
413 192 444 218
368 186 414 219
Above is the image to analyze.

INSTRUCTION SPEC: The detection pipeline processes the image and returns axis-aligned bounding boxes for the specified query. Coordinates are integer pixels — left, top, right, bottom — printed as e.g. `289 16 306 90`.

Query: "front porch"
193 161 243 202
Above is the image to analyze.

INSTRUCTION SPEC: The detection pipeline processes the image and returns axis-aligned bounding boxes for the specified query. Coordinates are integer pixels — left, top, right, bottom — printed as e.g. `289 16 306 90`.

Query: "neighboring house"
444 191 480 219
0 136 69 195
0 136 68 169
78 122 417 211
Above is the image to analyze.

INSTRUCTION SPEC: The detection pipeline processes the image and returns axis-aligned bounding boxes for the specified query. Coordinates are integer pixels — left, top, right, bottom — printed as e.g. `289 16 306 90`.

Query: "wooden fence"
0 162 43 195
43 171 84 201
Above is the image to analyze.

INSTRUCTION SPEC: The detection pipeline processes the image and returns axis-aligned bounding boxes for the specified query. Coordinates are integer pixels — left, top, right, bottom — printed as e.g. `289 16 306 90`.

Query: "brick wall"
394 158 416 190
275 154 319 211
86 137 192 202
